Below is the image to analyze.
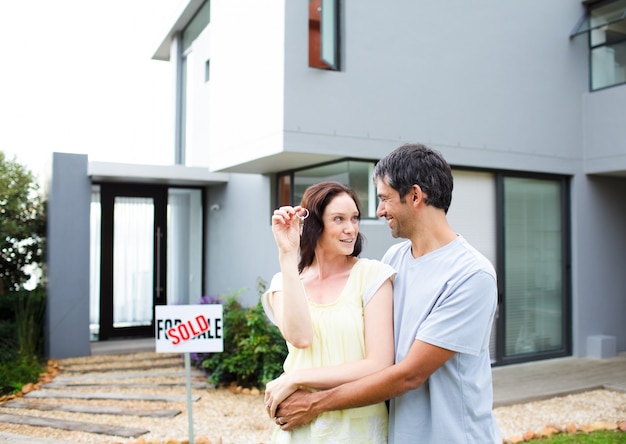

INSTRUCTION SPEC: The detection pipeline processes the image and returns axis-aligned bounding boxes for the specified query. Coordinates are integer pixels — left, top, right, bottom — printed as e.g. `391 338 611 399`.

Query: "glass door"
498 176 570 363
99 184 166 339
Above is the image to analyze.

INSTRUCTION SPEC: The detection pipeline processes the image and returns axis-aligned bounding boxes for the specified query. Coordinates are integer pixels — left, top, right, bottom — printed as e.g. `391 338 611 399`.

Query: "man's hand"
273 389 321 431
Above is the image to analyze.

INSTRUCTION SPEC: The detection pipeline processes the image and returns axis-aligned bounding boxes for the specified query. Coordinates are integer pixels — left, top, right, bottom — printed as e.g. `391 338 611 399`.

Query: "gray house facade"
47 0 626 367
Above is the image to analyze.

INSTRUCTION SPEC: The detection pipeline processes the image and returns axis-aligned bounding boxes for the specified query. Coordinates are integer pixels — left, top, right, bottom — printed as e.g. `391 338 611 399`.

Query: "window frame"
275 158 379 218
493 170 572 366
309 0 341 70
571 0 626 91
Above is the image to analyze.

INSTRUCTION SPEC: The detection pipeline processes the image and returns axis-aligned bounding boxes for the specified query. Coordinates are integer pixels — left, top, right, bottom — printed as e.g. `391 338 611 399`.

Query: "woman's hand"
264 373 300 419
271 206 308 255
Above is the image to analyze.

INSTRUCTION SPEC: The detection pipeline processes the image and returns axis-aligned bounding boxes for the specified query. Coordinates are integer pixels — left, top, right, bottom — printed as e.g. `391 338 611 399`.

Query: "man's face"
375 178 412 239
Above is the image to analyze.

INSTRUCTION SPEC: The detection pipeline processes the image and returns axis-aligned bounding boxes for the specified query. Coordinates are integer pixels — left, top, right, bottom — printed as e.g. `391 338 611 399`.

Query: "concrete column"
45 152 91 359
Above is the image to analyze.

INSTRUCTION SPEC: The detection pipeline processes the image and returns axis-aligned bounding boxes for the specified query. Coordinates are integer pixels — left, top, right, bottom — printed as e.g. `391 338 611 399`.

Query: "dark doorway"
99 184 167 340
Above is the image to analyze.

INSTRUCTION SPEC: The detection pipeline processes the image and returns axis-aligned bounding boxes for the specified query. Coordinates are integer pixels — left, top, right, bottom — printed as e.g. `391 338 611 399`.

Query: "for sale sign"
155 305 223 353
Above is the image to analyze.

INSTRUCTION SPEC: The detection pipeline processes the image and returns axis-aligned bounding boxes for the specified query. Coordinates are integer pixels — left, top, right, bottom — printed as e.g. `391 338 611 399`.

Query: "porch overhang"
213 152 345 174
88 161 229 186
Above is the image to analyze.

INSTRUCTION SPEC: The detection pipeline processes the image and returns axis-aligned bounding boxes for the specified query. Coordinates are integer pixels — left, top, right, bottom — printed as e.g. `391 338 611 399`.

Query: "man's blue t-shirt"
382 235 502 444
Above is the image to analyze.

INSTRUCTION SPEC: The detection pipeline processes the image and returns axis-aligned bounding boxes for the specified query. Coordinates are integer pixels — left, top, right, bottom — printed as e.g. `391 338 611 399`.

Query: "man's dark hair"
373 143 453 213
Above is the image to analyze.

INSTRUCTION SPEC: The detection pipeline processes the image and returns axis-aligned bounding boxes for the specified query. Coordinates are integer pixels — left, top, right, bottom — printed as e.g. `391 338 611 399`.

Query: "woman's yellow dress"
263 258 395 444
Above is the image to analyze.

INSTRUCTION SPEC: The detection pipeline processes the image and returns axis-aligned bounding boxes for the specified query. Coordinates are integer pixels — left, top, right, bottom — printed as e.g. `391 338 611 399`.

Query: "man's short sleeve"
416 270 497 355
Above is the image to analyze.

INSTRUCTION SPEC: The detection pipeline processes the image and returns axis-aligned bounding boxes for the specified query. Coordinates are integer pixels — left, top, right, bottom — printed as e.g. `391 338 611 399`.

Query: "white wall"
206 0 287 171
184 25 212 167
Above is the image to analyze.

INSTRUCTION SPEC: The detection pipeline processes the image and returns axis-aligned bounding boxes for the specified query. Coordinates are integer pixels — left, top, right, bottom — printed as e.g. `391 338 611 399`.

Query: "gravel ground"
494 389 626 440
0 353 624 443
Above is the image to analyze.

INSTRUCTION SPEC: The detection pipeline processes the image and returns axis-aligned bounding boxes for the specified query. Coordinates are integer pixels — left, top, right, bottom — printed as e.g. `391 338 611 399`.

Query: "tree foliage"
0 151 46 293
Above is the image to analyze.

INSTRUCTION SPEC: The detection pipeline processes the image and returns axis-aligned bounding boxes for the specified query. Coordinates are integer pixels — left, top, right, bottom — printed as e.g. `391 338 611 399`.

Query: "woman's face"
316 192 360 255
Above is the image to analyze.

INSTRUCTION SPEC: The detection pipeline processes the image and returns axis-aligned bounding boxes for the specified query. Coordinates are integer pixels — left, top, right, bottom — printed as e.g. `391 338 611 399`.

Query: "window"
499 175 570 362
571 0 626 90
309 0 340 70
277 159 377 217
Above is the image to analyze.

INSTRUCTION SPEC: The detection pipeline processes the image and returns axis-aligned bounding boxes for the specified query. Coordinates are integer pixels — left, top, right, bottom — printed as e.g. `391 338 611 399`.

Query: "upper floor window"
309 0 341 70
277 159 378 217
571 0 626 90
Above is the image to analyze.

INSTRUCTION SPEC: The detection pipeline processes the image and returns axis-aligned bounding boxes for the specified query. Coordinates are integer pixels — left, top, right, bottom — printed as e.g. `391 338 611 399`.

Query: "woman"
262 181 395 443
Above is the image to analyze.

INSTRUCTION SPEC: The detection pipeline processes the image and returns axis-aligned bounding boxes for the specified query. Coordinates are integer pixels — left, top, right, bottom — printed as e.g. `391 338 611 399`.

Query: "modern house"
46 0 626 368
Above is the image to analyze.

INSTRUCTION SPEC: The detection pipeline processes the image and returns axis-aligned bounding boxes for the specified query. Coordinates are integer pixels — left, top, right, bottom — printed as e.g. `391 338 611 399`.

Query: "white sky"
0 1 184 183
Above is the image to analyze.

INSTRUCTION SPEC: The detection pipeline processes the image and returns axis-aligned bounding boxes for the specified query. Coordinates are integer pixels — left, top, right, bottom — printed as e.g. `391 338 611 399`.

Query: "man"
272 143 502 443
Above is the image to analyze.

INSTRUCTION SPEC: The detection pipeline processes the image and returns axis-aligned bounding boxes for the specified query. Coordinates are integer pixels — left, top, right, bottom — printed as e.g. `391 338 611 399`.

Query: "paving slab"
0 413 148 438
1 399 181 418
492 352 626 407
24 390 200 403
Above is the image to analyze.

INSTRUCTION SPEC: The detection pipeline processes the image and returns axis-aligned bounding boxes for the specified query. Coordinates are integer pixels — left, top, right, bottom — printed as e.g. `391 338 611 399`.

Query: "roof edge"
152 0 206 61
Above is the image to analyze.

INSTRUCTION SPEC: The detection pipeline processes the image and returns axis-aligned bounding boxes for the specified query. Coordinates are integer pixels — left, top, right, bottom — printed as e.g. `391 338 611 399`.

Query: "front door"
99 184 167 339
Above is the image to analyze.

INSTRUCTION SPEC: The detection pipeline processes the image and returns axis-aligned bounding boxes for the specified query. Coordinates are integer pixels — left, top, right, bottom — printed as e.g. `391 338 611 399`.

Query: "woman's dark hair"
373 143 453 213
298 181 364 273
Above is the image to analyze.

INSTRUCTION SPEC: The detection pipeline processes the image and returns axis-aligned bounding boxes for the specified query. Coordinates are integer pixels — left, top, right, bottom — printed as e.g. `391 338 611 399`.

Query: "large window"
499 176 570 362
277 159 377 217
571 0 626 90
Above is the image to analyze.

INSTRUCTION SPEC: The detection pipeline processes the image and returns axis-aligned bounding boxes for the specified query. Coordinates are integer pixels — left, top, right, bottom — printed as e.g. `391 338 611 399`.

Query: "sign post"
155 305 224 444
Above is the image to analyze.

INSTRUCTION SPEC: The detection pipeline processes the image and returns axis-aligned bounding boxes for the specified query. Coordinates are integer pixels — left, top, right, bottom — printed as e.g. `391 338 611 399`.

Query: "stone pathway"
0 352 207 441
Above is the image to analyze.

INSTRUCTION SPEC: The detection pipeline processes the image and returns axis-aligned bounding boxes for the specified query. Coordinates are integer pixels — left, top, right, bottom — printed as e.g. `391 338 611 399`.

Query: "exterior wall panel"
582 84 626 175
206 0 287 171
281 0 588 175
572 175 626 355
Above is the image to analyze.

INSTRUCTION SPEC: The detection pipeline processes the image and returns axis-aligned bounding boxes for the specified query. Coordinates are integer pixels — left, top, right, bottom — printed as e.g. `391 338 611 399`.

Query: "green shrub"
0 287 47 395
198 279 288 389
13 287 46 359
0 354 43 395
0 319 17 363
0 289 19 364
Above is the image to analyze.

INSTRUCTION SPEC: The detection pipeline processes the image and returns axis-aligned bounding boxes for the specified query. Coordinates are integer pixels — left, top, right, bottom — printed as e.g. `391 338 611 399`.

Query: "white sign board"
155 305 224 353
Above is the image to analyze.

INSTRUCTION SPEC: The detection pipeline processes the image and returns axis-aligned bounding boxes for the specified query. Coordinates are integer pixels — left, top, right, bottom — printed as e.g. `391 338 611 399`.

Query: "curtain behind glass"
113 197 154 327
168 189 203 305
504 178 563 357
